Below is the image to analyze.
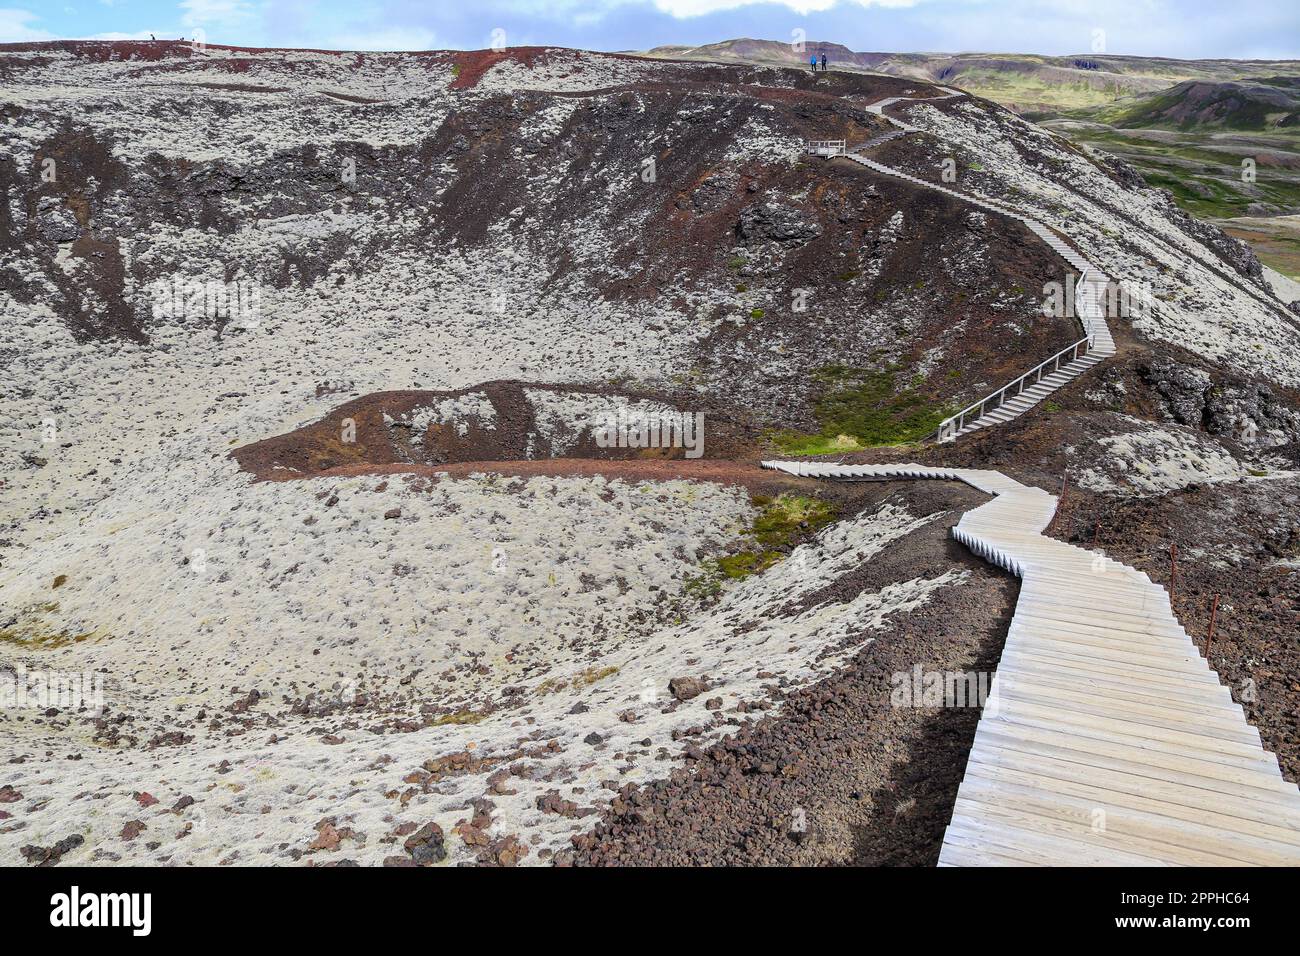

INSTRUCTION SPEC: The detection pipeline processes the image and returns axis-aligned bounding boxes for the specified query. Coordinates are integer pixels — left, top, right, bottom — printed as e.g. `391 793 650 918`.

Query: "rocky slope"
2 40 1299 867
884 93 1300 382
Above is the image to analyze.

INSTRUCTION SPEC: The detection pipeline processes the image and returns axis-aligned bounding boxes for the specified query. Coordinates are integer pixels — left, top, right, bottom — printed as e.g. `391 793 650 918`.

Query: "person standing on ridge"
821 52 828 71
809 54 817 74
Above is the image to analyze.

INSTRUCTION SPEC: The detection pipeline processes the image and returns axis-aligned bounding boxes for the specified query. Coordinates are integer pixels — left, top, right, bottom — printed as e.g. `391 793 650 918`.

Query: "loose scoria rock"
492 834 529 867
20 834 84 866
669 676 709 701
310 822 342 851
536 790 582 817
736 202 822 248
120 820 147 842
403 822 446 865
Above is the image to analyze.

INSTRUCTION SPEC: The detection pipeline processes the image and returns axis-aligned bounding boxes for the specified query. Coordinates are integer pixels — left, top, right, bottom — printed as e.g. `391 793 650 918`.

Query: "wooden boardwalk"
835 89 1117 441
762 460 1300 865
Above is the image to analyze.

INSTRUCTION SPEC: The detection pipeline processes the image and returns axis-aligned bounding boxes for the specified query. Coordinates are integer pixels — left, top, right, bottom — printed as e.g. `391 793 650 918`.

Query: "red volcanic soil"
230 382 768 480
568 478 1016 866
447 46 671 91
248 456 805 496
0 39 193 62
450 48 552 90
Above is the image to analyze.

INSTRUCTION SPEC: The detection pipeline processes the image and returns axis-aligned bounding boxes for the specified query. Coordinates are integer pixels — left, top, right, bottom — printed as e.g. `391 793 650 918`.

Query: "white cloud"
0 7 54 41
653 0 830 13
81 31 165 40
325 27 437 51
180 0 257 28
649 0 917 18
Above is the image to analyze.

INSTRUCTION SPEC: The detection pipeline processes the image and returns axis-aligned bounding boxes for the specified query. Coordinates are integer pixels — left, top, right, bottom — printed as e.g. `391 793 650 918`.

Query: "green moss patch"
0 602 99 649
535 665 620 696
715 550 784 578
773 366 954 455
689 493 838 593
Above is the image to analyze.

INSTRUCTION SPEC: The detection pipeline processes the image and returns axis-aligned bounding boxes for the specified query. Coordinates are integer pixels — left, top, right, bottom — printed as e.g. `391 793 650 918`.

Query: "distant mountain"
643 39 1300 115
1091 76 1300 131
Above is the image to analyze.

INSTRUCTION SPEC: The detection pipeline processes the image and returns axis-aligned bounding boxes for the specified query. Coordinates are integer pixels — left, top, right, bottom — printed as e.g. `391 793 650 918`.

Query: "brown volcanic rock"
230 380 763 478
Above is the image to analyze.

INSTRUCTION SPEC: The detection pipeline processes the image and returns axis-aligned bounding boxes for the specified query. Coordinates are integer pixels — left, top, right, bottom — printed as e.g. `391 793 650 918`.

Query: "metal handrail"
933 335 1093 442
934 269 1104 443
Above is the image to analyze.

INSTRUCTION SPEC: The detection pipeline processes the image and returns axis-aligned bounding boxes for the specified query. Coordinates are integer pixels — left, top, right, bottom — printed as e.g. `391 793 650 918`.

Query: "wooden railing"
804 139 845 156
805 92 1115 445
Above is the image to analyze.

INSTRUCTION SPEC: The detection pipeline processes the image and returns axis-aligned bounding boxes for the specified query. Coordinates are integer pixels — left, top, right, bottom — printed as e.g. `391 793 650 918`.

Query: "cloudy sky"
2 0 1297 59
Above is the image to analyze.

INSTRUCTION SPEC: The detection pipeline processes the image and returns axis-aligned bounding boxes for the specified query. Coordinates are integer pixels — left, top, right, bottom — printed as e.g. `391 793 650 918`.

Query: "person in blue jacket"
809 54 817 74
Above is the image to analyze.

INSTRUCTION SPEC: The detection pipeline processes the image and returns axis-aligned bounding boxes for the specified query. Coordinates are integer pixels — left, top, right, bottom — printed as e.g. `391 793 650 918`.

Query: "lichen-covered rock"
1167 204 1267 286
668 676 709 701
1206 382 1300 447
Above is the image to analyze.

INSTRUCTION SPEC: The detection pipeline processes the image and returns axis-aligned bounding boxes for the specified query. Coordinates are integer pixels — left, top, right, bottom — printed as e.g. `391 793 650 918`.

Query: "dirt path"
244 456 812 494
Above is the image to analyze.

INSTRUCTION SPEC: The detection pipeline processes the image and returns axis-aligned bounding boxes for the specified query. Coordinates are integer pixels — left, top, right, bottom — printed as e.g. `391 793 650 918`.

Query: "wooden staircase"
828 88 1118 442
